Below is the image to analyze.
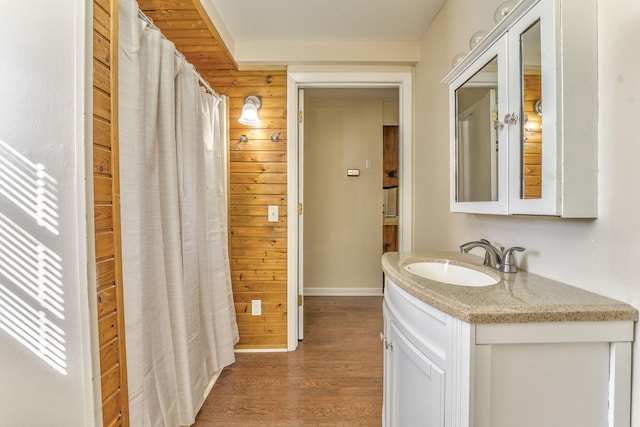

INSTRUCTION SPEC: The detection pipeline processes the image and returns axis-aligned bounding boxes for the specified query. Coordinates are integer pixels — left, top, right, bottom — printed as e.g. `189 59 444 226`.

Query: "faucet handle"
479 239 493 266
500 246 525 273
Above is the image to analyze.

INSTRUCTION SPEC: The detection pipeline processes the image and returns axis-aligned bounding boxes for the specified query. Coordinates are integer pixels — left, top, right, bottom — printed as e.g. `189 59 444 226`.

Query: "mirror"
455 57 499 202
520 20 542 199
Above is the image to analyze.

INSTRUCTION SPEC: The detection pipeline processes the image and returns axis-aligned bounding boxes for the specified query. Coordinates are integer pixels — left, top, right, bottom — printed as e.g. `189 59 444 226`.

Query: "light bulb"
469 31 488 50
452 52 467 67
493 0 518 24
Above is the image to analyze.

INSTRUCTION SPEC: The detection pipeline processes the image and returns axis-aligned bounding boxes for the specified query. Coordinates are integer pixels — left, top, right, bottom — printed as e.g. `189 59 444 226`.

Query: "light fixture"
534 99 542 116
238 95 262 126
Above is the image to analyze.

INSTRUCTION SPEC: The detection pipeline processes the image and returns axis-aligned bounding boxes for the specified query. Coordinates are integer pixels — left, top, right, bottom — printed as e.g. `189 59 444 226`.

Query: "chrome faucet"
459 239 525 273
459 240 503 269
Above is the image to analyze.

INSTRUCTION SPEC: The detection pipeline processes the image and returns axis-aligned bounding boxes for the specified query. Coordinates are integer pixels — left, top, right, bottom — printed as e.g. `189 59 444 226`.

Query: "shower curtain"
118 0 238 425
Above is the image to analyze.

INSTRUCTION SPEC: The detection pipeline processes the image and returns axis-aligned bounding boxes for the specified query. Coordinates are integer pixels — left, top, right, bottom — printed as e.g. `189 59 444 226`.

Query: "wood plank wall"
93 0 129 425
523 73 542 199
205 69 289 349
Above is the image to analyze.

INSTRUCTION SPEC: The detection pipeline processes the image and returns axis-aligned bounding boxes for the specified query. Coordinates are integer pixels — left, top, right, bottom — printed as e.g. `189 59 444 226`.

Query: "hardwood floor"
195 296 383 426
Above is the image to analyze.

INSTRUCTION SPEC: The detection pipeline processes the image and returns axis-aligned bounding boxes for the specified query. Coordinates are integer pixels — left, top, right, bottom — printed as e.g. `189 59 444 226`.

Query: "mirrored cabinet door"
449 38 508 215
507 1 559 215
519 19 542 200
456 57 498 203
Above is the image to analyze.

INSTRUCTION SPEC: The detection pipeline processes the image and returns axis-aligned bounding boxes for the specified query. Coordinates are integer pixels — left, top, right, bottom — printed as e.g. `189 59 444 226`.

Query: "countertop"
382 252 638 324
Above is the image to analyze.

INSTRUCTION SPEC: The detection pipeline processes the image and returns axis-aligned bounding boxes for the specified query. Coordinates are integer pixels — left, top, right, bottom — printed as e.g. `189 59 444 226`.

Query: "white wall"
304 96 384 294
0 1 98 425
414 0 640 423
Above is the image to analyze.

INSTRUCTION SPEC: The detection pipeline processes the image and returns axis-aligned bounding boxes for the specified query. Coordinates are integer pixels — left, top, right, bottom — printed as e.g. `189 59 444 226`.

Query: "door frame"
286 67 414 350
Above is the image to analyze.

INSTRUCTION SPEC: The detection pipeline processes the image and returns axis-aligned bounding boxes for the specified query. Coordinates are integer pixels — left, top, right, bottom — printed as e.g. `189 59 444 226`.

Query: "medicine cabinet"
442 0 598 217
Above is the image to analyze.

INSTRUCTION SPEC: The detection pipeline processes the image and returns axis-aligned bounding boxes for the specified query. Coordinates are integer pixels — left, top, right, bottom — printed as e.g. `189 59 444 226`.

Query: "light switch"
347 169 361 177
268 205 278 222
251 300 261 316
365 159 372 169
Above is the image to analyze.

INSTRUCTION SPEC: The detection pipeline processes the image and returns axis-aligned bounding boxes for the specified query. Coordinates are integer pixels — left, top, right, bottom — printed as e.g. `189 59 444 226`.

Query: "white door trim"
296 88 305 341
286 66 414 351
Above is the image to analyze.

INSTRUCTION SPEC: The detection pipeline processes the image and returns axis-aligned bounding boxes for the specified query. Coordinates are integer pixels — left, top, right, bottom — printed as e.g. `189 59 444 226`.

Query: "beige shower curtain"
118 0 238 425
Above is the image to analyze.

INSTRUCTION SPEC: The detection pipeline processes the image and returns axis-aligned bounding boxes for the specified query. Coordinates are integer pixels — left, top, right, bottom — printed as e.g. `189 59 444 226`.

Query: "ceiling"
137 0 446 73
207 0 446 43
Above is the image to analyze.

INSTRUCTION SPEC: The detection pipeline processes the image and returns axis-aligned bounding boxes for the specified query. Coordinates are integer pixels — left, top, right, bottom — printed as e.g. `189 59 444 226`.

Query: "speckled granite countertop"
382 252 638 324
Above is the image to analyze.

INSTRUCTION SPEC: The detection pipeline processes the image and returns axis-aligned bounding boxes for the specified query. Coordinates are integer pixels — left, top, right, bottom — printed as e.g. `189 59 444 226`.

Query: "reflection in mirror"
455 57 499 202
520 20 542 199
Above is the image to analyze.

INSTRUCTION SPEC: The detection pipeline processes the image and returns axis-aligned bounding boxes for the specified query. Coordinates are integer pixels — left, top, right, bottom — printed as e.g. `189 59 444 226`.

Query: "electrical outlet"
268 205 278 222
251 299 261 316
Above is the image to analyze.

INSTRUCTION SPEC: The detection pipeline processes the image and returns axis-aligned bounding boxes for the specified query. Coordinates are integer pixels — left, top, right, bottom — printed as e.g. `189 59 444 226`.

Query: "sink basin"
403 261 498 287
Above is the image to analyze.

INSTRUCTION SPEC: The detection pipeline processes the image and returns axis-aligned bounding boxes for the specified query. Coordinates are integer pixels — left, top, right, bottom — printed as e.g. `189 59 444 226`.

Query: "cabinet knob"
380 332 393 350
504 112 519 125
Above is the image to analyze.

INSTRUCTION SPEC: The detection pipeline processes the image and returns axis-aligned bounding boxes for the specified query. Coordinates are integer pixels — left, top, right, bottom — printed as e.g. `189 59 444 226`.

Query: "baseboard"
234 348 288 353
304 287 383 297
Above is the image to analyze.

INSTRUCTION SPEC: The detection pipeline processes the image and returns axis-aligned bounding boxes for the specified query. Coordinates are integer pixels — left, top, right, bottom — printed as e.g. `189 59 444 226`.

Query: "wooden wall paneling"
102 390 123 427
383 125 399 188
93 0 129 425
383 225 398 253
137 0 237 71
383 125 399 258
207 69 289 349
523 73 542 199
109 0 130 421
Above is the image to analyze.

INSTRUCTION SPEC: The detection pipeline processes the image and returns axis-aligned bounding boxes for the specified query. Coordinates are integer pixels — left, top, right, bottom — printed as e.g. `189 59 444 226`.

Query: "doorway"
286 68 413 350
302 88 396 299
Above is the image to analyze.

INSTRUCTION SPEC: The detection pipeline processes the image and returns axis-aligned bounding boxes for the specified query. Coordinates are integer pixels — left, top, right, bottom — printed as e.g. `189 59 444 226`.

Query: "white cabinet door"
386 319 445 427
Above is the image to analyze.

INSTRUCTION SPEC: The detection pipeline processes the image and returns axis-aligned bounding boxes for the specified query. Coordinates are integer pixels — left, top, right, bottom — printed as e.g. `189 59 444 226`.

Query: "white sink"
403 261 498 287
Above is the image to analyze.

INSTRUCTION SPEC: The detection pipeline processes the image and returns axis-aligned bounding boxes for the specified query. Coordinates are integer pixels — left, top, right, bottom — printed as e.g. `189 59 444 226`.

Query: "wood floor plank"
195 296 383 426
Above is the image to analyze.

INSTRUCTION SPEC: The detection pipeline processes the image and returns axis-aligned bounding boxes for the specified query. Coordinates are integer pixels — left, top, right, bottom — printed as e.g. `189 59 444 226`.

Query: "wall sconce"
238 95 261 126
534 99 542 116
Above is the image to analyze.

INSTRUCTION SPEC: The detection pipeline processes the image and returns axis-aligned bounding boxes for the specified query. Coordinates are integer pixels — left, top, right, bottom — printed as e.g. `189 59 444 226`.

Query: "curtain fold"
118 0 238 424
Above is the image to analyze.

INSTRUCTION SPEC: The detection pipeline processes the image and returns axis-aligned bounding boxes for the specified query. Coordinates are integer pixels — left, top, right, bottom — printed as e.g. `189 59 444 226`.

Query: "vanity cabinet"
382 278 634 427
442 0 597 217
